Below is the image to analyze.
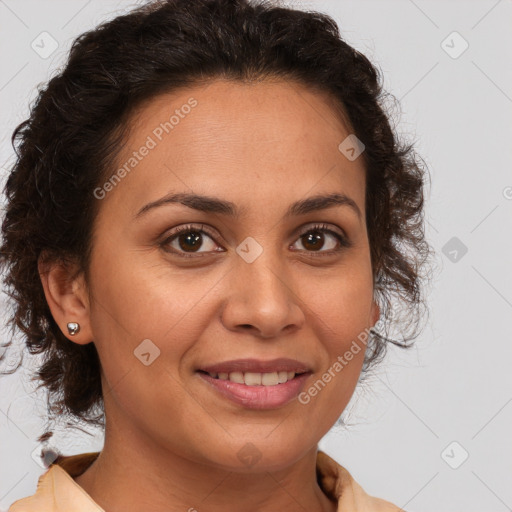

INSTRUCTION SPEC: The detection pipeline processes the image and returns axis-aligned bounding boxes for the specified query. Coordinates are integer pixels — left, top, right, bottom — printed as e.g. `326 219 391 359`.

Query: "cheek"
297 295 370 433
85 252 224 443
86 247 225 368
84 264 241 464
298 263 373 390
301 259 374 337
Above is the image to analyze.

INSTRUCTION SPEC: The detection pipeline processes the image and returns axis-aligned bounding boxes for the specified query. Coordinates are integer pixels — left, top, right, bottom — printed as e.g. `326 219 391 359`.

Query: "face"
82 79 379 471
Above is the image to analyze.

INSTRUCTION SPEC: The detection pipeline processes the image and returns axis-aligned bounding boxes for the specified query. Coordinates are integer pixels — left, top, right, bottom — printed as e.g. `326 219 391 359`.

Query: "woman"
1 0 432 510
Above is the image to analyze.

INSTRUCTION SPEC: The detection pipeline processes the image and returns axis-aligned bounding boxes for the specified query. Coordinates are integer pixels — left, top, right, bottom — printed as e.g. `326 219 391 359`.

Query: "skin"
39 78 380 512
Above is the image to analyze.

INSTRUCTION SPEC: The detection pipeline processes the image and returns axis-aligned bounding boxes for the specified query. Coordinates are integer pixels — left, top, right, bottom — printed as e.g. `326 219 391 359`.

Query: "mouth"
194 358 313 409
196 369 309 386
197 357 312 378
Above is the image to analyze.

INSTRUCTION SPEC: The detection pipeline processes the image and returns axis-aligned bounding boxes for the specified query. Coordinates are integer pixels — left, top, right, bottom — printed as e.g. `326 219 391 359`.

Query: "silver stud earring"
67 322 80 336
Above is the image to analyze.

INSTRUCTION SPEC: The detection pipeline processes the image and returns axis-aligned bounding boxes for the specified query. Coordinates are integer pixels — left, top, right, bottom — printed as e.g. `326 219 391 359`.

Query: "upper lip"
198 358 312 374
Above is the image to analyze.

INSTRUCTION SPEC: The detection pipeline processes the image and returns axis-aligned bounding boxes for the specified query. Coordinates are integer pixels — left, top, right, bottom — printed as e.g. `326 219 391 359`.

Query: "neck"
74 416 336 512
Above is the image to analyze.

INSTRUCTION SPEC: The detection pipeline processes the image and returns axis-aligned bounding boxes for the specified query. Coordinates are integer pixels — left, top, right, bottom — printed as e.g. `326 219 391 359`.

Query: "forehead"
130 78 352 150
100 78 366 221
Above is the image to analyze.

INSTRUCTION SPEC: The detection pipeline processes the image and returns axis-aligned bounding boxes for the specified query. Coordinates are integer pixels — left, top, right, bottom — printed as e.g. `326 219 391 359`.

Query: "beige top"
8 450 404 511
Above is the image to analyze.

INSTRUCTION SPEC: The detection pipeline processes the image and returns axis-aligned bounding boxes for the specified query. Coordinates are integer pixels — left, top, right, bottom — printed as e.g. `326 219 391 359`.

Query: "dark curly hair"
0 0 434 445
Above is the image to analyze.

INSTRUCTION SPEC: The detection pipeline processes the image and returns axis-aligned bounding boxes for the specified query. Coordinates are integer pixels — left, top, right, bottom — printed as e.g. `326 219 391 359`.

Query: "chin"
200 436 316 473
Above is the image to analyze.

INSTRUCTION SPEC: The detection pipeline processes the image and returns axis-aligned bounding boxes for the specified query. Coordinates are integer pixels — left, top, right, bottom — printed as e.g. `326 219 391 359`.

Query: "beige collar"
9 450 402 511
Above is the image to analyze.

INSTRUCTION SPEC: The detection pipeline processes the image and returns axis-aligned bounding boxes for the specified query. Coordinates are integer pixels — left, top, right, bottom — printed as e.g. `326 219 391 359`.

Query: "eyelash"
159 223 352 259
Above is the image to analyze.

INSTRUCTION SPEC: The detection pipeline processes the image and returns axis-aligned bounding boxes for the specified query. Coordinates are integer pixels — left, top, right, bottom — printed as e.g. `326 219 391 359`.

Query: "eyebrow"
135 191 362 221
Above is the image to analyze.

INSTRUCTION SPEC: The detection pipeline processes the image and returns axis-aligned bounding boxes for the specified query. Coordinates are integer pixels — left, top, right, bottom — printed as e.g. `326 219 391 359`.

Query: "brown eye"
176 230 203 252
161 224 223 257
291 224 351 255
300 231 329 251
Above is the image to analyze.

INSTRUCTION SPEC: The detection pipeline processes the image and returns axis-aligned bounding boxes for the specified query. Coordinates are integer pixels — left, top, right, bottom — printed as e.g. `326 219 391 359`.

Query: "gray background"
1 1 511 510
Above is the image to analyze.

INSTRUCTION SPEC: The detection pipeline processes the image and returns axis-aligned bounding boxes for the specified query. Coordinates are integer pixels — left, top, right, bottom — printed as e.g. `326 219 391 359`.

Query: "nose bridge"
221 239 304 337
237 239 291 305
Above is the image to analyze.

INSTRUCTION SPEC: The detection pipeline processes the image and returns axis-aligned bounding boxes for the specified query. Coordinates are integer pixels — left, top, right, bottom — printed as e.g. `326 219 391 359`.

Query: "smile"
196 370 311 410
199 370 300 386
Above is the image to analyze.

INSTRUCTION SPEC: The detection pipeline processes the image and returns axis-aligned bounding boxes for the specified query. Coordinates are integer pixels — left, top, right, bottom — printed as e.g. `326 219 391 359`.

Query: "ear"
38 253 93 345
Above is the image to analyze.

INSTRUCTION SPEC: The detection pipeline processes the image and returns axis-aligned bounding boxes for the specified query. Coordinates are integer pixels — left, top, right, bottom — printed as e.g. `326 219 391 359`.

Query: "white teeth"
206 370 298 385
244 372 261 386
261 372 279 386
229 371 245 384
278 371 288 384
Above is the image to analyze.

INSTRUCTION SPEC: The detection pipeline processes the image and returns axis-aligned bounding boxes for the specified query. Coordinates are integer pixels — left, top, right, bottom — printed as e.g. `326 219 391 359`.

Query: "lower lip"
197 372 311 410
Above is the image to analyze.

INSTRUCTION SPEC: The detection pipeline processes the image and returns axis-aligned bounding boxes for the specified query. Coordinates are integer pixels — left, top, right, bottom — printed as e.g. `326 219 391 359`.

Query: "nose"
220 250 306 339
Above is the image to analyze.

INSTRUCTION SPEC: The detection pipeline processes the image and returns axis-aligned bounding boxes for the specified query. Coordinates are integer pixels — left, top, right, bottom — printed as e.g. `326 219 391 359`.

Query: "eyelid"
168 223 217 239
295 222 346 240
